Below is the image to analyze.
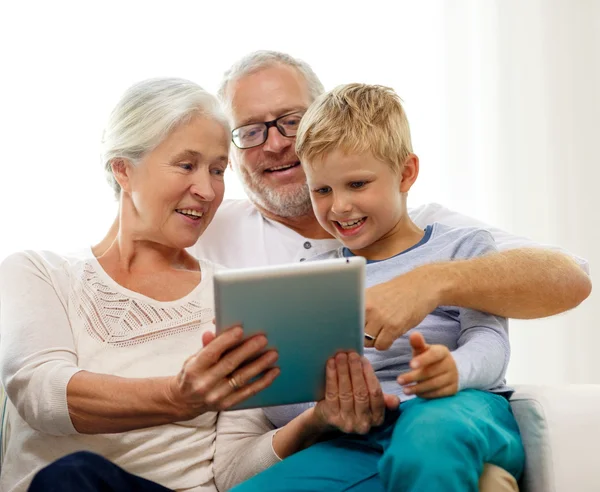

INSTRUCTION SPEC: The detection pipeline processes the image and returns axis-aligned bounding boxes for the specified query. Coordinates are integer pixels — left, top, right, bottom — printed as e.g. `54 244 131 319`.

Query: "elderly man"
94 51 590 491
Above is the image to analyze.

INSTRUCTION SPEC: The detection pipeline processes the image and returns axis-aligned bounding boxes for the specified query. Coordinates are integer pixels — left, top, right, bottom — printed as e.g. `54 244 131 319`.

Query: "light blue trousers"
232 390 524 492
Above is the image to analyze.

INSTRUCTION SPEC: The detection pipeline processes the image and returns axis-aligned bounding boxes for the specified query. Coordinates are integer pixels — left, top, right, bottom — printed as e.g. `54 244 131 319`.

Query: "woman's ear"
111 158 133 194
399 154 419 193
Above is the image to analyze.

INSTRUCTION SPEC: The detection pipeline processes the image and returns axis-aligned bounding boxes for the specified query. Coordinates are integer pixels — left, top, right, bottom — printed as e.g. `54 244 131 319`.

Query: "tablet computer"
213 256 366 410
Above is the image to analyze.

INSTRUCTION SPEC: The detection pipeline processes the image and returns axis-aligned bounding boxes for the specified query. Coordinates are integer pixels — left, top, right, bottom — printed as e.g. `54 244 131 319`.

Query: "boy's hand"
397 332 459 399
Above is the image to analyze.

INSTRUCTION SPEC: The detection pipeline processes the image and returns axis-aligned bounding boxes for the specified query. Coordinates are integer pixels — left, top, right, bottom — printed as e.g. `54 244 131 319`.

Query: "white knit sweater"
0 250 280 492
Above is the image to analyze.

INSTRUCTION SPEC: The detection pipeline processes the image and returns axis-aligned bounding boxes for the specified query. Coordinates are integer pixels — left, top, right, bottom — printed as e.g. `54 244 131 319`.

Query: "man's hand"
311 352 399 435
397 332 459 399
364 265 444 350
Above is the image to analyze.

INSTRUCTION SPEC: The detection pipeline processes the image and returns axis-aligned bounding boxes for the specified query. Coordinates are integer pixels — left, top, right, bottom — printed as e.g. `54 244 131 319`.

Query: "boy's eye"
313 186 331 195
350 181 367 189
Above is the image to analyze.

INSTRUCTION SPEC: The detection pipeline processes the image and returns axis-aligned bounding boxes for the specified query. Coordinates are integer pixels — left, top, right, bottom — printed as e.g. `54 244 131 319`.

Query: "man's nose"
262 126 292 153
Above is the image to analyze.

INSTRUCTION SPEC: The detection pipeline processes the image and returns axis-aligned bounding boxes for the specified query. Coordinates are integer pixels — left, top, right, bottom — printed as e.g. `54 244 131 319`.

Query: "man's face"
228 64 314 217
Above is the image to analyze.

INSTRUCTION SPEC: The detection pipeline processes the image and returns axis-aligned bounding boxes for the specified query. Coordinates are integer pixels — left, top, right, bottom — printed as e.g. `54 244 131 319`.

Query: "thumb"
202 331 216 347
384 393 400 410
409 331 429 356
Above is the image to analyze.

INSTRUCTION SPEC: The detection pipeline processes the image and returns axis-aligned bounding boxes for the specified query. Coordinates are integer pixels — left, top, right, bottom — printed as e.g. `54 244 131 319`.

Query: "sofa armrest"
510 384 600 492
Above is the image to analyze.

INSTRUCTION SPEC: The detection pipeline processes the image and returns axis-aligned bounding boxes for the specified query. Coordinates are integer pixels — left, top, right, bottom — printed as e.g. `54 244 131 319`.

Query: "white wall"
0 0 598 383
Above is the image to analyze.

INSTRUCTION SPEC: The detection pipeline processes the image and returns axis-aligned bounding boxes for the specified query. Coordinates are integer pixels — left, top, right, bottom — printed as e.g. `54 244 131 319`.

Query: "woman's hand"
311 352 399 435
397 331 459 399
167 325 280 418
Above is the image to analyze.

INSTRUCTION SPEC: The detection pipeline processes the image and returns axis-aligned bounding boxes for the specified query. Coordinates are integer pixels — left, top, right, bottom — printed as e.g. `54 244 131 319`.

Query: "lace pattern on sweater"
72 262 211 347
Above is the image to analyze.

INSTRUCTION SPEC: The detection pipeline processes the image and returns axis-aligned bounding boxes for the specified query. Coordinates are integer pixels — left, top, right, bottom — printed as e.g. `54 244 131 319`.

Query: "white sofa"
510 384 600 492
1 385 599 490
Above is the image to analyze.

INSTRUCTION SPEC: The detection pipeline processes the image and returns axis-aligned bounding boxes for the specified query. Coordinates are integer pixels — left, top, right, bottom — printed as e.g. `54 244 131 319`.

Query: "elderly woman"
0 78 393 492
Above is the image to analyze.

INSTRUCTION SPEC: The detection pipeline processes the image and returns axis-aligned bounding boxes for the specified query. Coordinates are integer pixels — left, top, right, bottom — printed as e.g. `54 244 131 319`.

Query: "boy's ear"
111 158 134 194
399 154 419 192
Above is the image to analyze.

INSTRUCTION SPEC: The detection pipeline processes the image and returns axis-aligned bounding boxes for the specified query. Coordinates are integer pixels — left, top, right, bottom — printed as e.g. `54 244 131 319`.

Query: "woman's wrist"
161 375 198 421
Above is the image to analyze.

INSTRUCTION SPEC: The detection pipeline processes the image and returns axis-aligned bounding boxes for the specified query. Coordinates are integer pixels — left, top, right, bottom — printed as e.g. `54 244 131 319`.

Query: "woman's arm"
0 252 278 435
214 409 280 491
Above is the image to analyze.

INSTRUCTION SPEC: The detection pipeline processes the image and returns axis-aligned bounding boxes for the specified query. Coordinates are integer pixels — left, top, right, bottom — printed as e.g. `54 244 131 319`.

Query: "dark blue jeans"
28 451 171 492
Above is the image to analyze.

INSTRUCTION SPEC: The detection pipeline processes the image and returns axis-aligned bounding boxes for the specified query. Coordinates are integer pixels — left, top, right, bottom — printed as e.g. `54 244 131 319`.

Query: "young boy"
259 84 525 491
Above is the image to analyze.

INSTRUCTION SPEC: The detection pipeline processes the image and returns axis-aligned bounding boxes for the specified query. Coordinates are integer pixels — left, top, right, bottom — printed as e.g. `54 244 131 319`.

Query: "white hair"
101 77 229 199
217 50 325 118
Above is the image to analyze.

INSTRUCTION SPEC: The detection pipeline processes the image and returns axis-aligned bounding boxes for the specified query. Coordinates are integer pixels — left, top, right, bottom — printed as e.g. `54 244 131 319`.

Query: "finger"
397 358 448 385
212 334 269 376
348 353 370 425
324 358 340 415
383 393 400 410
202 331 216 347
362 357 385 426
373 328 395 351
409 344 448 370
195 334 268 392
194 325 244 370
416 384 456 400
409 331 429 357
335 353 354 419
403 372 451 396
363 320 379 348
204 350 279 403
219 367 281 410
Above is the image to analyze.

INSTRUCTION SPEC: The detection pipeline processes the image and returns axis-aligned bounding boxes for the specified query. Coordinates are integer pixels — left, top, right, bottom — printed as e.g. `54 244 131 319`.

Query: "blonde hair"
296 83 413 171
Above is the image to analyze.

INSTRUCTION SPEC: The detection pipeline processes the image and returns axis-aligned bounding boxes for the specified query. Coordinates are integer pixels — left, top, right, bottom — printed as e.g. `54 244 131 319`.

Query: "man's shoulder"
214 199 259 221
196 200 259 241
429 222 493 243
425 223 496 260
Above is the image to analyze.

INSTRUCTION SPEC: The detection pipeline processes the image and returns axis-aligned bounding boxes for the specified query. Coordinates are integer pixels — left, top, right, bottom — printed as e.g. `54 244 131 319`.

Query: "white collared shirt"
189 199 589 273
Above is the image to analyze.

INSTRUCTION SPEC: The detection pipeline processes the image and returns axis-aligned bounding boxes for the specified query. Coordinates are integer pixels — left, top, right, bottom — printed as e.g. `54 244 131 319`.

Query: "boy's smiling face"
305 149 420 260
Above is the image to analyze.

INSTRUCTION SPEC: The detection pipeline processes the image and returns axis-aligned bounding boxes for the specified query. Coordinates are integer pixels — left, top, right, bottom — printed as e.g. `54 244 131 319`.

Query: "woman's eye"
350 181 366 189
179 163 193 171
211 168 226 176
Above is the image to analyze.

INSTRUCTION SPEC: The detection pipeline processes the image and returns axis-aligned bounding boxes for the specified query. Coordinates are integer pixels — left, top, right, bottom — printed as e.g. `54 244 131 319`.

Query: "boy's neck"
349 216 426 261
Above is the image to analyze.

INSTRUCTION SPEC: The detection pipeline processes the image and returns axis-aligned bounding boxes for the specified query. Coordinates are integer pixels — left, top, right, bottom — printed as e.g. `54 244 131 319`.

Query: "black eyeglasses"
231 111 304 149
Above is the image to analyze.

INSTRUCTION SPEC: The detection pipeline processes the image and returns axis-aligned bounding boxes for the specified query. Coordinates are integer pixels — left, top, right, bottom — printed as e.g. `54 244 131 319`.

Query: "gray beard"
244 180 313 218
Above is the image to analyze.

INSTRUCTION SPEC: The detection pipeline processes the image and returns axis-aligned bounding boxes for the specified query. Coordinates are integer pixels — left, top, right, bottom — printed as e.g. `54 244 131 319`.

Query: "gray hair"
217 50 325 118
101 77 230 199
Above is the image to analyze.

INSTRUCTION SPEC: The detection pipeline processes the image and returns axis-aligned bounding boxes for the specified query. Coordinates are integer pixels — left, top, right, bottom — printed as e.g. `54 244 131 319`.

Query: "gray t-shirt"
264 223 510 428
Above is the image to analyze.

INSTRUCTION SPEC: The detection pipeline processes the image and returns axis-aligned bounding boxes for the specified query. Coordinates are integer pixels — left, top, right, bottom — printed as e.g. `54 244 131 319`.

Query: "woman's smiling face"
116 114 230 249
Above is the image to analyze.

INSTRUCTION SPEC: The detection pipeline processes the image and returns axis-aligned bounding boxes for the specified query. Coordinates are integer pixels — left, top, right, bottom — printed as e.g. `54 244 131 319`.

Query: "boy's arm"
451 310 509 391
398 230 510 395
433 230 510 391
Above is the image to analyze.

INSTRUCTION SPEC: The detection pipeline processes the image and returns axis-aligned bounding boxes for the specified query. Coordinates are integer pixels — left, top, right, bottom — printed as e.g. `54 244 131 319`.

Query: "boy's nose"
331 195 353 215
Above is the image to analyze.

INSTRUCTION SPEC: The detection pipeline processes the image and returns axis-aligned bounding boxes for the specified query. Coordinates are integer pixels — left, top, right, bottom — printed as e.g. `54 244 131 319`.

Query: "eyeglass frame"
231 111 305 150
